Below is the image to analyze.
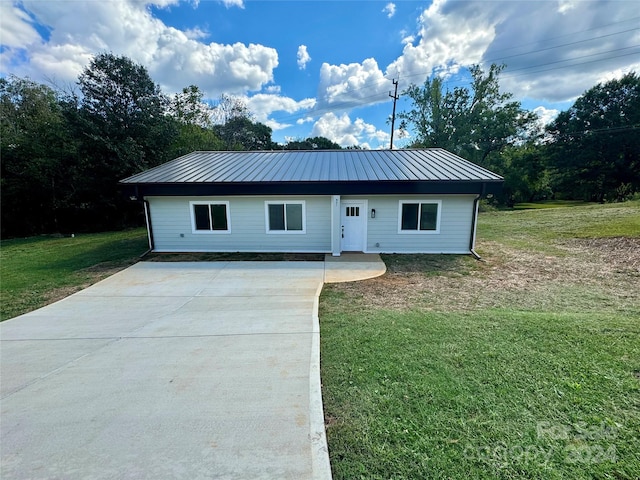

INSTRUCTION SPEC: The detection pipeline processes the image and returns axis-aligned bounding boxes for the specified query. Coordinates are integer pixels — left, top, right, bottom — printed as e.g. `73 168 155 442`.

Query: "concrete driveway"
1 261 351 480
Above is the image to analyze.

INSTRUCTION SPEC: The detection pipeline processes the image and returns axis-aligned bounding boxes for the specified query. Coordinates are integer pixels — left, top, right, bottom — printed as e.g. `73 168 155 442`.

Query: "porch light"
371 209 376 218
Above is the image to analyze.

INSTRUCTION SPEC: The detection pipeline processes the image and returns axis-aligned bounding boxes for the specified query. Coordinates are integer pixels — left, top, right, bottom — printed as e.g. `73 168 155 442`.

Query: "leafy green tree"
497 143 551 206
75 53 176 228
168 122 224 157
545 72 640 202
211 93 252 125
284 136 342 150
398 75 451 150
170 85 214 128
399 64 538 169
214 117 275 151
168 85 223 157
1 76 78 236
207 93 275 150
78 53 175 174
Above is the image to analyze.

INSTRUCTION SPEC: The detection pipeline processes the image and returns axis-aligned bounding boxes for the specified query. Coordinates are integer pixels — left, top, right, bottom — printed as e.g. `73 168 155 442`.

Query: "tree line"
0 53 340 237
399 64 640 206
1 53 638 238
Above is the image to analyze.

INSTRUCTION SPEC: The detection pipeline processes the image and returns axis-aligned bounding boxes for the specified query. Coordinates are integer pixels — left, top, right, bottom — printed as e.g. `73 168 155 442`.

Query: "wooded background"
2 53 638 238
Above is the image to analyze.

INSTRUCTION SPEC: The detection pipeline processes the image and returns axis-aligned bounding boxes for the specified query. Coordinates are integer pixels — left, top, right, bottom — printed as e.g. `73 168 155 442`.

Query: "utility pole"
389 78 399 149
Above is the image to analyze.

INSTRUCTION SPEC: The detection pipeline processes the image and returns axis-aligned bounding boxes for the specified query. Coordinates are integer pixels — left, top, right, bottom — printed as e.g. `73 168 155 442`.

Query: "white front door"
341 201 366 252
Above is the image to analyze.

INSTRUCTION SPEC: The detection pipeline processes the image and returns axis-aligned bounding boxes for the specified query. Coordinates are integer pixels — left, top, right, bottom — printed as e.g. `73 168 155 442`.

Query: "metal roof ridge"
120 148 504 184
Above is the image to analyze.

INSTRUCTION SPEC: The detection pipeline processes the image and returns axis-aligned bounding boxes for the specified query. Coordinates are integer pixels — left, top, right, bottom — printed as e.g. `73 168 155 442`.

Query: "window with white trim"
190 201 230 234
265 201 305 233
398 200 441 233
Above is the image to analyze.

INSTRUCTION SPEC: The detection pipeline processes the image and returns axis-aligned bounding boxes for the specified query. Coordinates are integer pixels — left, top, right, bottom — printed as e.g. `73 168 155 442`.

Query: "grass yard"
0 229 148 321
512 200 593 210
1 203 638 478
320 200 640 479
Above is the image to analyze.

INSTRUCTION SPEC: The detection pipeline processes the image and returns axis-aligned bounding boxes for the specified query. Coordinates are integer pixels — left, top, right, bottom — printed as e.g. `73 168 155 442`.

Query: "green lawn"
0 229 148 321
512 200 593 210
320 200 640 479
1 203 639 478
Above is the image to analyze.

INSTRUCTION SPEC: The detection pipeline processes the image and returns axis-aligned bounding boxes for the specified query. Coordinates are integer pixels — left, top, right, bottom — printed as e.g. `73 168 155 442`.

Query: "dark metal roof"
122 149 502 184
120 149 503 197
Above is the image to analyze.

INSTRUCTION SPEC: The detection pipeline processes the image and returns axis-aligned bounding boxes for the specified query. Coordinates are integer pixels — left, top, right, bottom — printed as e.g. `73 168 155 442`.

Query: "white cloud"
297 45 311 70
401 34 415 46
383 3 396 19
385 0 499 88
386 0 640 103
533 106 559 128
0 3 40 48
557 1 578 14
264 85 281 94
1 1 277 96
220 0 244 8
311 112 389 148
183 27 208 40
597 64 640 85
311 1 639 120
318 58 390 108
247 93 316 130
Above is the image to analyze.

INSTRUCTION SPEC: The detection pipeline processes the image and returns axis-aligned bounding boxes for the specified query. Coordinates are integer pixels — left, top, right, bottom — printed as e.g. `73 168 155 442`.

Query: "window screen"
191 202 229 232
285 203 303 230
194 204 211 230
419 203 438 231
267 202 304 232
400 202 439 232
268 204 286 230
401 203 419 230
210 204 228 230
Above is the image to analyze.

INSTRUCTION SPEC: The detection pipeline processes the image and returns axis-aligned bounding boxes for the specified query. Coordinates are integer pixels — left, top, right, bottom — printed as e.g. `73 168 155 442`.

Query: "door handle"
341 226 344 238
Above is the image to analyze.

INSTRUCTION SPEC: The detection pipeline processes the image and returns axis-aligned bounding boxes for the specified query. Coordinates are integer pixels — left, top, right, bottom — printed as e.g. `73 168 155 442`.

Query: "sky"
1 0 639 149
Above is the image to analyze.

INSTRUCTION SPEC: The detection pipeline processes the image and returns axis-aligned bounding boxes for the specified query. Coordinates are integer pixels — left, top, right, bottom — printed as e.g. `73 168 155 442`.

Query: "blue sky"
2 0 639 148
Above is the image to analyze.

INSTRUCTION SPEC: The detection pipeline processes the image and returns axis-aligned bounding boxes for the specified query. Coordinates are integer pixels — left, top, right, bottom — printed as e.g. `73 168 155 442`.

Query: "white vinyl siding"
146 194 475 254
344 195 475 254
147 196 330 252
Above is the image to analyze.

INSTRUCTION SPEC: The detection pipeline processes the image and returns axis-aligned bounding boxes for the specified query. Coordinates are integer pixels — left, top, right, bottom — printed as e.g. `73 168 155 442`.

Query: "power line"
501 50 640 79
395 38 639 88
500 45 640 75
475 16 640 56
551 124 640 136
321 23 640 97
267 23 640 126
484 28 639 64
274 51 636 125
269 46 638 126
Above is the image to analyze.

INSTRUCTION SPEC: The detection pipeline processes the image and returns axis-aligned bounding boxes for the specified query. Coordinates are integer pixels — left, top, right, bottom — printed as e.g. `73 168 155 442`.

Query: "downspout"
142 199 154 255
469 184 485 261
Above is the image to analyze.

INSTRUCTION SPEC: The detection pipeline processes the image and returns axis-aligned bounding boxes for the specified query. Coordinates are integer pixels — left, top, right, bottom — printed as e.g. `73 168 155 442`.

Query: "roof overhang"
121 179 503 199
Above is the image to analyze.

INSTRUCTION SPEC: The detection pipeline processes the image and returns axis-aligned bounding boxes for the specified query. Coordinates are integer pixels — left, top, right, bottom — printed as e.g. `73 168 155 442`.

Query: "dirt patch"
39 261 139 309
324 415 341 428
557 237 640 274
326 237 640 313
41 285 87 306
79 260 139 274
